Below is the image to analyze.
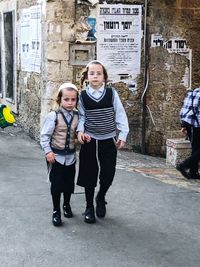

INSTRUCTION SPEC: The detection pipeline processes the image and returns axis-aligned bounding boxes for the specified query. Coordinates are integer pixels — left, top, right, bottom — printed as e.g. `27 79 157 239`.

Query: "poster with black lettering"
20 5 41 73
97 4 142 82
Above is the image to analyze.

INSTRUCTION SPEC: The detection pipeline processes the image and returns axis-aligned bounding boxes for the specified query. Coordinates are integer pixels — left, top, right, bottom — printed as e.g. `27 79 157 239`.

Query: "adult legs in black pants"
177 125 200 179
176 146 200 179
189 127 200 178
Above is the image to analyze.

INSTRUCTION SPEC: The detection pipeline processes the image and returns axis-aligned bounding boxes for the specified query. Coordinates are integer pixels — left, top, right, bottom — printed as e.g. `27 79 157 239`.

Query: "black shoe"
189 173 200 179
63 204 73 218
176 164 190 179
84 207 96 224
52 211 62 226
95 196 107 218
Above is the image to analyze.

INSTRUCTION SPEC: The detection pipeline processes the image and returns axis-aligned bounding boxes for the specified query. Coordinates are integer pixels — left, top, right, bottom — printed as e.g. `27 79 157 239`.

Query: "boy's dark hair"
80 60 108 87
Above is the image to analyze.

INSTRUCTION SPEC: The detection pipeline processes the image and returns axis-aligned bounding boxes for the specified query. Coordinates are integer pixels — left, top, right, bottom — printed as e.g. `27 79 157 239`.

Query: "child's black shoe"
95 195 107 218
52 211 62 226
84 207 96 224
63 205 73 218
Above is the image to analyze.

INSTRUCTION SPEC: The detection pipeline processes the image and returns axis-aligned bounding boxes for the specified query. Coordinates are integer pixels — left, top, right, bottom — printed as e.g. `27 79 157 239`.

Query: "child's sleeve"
113 89 129 142
40 111 56 154
76 96 86 133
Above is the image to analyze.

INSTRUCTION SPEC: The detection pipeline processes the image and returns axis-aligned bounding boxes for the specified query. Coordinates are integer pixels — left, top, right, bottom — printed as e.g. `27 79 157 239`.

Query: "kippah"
86 60 104 68
58 83 78 92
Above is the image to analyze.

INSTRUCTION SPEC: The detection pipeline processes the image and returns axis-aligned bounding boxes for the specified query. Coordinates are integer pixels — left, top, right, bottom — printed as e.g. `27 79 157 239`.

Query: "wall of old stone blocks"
15 0 42 139
8 0 200 155
17 0 77 140
144 0 200 155
73 0 145 151
40 0 76 129
71 0 193 155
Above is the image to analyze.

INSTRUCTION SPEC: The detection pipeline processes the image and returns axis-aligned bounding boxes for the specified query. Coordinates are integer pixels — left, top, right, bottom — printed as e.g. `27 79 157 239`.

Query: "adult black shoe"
52 211 62 226
84 207 96 224
176 164 190 179
95 196 107 218
63 205 73 218
189 173 200 179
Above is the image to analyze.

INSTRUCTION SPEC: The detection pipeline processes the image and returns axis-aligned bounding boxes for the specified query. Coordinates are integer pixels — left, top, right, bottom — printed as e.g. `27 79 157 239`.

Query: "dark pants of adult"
183 126 200 175
77 138 117 207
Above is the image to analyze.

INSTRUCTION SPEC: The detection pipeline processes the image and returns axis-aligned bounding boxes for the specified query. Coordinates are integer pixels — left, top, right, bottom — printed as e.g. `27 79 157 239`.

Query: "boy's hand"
78 131 85 144
46 151 55 163
84 133 91 143
116 139 126 150
78 131 91 144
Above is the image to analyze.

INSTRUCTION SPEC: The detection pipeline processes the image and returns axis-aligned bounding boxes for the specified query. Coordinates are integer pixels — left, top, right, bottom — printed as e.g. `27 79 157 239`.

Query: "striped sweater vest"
81 87 115 136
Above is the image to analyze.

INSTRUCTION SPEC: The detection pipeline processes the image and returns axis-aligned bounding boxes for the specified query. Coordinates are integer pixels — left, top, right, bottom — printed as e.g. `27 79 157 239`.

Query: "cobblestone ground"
117 150 200 193
2 125 200 193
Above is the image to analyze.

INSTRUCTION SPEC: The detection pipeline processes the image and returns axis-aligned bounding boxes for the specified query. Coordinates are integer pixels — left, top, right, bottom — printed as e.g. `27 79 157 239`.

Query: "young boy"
40 83 79 226
77 61 129 223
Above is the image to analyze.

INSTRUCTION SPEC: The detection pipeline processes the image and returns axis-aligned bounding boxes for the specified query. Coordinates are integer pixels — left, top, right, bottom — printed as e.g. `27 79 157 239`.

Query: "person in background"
40 83 80 226
77 60 129 223
176 87 200 179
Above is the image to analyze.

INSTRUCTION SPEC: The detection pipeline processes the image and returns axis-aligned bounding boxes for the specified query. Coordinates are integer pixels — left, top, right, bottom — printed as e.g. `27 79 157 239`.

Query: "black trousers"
49 161 75 194
77 138 117 188
183 126 200 173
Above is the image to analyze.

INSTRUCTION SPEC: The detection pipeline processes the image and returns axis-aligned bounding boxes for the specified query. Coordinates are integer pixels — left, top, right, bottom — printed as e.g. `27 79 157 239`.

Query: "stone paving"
2 125 200 267
117 150 200 193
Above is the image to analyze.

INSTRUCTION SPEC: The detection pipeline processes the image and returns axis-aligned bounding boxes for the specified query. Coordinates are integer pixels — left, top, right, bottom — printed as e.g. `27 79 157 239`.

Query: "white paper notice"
20 5 41 73
97 4 142 82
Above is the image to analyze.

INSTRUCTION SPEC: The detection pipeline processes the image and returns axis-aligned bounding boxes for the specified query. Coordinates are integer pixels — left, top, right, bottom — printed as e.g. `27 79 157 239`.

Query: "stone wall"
40 0 76 127
69 0 200 155
7 0 200 155
144 0 200 155
17 0 42 140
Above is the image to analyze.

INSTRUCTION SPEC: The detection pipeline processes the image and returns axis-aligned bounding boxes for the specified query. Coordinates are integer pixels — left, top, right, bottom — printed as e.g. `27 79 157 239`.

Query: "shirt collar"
60 107 73 116
87 85 105 94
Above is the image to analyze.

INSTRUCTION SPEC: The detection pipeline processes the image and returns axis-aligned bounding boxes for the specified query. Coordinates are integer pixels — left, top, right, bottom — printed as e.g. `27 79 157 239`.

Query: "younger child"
40 83 79 226
77 60 129 223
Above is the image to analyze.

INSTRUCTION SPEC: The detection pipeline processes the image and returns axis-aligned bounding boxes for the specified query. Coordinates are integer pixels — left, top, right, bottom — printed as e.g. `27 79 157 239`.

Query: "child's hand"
84 133 91 143
116 139 126 150
46 151 55 163
78 131 85 144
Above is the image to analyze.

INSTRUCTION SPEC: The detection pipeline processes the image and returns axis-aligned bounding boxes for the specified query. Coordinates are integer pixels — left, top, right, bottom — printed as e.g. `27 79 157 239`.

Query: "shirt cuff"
44 147 52 155
118 132 128 142
181 121 190 128
76 126 85 133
